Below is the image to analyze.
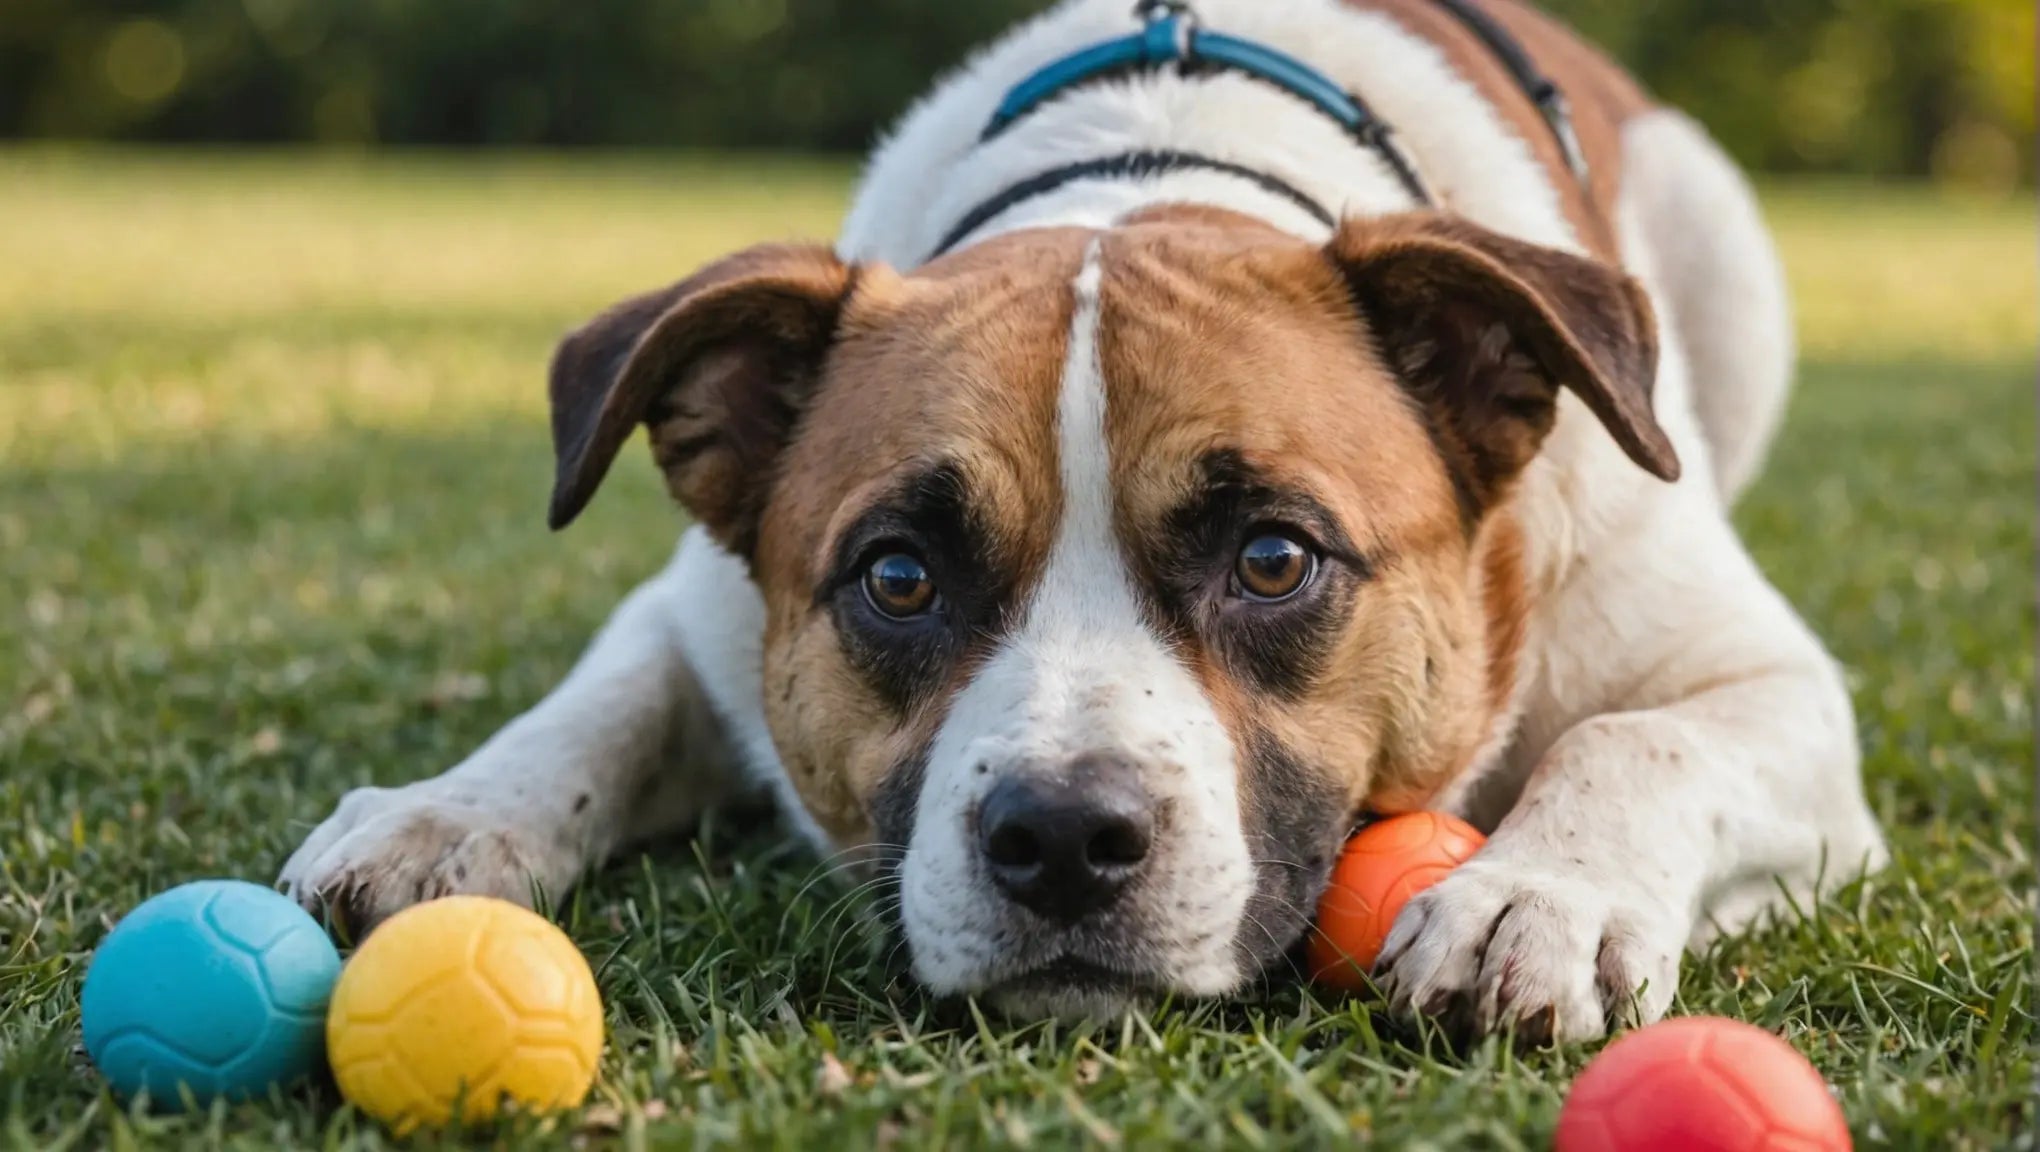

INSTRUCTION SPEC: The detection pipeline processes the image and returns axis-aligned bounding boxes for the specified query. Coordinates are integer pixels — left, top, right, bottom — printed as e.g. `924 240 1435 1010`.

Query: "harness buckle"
1132 0 1191 22
1537 87 1591 184
1134 0 1196 61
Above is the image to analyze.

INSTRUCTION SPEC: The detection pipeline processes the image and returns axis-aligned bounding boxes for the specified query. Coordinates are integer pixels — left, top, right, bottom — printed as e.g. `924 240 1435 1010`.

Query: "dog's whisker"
1250 857 1311 872
785 842 910 890
881 927 916 976
815 892 906 979
1239 908 1286 959
799 871 901 922
798 874 905 950
773 844 910 941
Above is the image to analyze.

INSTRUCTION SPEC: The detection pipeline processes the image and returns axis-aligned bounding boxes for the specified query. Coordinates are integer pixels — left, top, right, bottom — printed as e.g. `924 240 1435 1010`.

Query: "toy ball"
1307 810 1486 989
1555 1016 1852 1152
81 879 341 1107
326 896 603 1132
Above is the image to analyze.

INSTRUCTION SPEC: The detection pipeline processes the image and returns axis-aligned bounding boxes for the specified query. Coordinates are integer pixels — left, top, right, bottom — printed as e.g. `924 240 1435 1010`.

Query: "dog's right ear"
547 243 859 554
1328 215 1678 521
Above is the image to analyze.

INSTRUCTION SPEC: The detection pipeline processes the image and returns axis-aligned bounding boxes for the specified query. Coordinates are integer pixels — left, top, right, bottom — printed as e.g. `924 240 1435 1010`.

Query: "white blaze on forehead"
898 239 1254 1003
1048 241 1118 633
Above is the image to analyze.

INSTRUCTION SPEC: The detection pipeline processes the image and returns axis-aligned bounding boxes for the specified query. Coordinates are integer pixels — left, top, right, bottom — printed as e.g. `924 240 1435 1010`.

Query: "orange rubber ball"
1554 1016 1852 1151
1307 811 1486 990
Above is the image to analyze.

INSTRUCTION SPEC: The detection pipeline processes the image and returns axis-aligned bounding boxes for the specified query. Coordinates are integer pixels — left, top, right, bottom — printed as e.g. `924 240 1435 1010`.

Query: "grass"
0 150 2032 1150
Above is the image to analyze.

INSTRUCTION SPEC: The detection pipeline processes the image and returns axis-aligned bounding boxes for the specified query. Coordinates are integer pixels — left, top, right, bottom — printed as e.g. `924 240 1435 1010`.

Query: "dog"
282 0 1888 1041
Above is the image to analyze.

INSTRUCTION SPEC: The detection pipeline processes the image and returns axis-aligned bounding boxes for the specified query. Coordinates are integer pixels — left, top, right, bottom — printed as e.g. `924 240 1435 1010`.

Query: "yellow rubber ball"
326 896 603 1133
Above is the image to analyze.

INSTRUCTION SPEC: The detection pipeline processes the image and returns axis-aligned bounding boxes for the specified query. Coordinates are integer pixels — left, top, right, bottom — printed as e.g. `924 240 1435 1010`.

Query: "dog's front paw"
279 784 570 936
1373 859 1683 1045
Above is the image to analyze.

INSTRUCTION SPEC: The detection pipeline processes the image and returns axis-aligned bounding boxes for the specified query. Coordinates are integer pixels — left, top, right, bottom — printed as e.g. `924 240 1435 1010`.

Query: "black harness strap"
1428 0 1589 180
931 150 1338 257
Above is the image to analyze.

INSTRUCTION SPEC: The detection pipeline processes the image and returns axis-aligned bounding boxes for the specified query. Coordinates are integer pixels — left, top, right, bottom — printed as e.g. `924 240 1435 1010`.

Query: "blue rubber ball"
81 879 340 1107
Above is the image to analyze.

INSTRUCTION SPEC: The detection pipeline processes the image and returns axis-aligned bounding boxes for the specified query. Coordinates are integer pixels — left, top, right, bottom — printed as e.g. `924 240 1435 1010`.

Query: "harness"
932 0 1586 258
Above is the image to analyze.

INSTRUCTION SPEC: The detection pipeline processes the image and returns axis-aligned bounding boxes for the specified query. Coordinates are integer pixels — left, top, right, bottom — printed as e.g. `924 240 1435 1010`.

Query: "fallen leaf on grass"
817 1052 853 1096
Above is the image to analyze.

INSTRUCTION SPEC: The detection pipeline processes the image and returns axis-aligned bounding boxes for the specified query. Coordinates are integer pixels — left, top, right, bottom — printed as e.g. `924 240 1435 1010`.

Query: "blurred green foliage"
1 0 2029 184
1554 0 2032 187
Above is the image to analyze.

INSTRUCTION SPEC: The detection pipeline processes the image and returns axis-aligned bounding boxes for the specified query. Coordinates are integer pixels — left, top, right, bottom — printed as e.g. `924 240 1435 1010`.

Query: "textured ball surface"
1307 811 1486 989
1555 1016 1852 1151
81 879 340 1107
327 896 603 1132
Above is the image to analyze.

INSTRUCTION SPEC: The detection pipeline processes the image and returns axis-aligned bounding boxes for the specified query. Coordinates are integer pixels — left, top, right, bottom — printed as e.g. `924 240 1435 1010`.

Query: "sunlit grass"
0 152 2028 464
1763 181 2037 363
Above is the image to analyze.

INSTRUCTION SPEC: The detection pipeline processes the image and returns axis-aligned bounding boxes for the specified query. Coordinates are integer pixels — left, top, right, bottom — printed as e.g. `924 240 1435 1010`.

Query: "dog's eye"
863 552 938 618
1234 532 1316 602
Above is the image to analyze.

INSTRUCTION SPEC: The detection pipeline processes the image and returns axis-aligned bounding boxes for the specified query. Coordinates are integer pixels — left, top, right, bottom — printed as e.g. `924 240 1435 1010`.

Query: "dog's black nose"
978 755 1154 922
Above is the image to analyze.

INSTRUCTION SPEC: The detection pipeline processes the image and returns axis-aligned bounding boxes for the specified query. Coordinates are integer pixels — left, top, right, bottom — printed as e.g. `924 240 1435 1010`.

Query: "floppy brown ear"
1328 215 1678 520
547 243 856 554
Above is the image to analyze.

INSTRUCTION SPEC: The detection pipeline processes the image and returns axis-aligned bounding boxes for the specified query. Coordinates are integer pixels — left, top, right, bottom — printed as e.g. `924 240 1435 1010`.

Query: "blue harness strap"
981 3 1431 206
982 12 1194 139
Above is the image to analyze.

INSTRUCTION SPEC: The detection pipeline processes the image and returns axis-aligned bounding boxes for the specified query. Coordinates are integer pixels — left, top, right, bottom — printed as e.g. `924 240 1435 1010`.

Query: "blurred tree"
1545 0 2033 188
0 0 2028 185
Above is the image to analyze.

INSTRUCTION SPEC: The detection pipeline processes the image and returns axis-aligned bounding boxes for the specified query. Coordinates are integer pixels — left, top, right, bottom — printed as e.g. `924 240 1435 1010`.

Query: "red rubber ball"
1555 1016 1852 1152
1307 811 1486 989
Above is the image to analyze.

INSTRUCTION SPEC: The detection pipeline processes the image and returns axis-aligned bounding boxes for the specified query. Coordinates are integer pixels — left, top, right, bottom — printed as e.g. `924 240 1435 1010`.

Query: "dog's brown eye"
1235 533 1315 602
863 552 937 618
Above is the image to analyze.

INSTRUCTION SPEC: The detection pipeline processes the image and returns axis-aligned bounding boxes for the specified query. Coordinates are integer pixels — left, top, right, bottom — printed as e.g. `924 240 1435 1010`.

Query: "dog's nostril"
985 823 1042 869
1086 819 1150 868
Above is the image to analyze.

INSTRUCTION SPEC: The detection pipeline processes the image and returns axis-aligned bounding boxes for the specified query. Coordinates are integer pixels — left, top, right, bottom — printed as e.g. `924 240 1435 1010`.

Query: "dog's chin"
975 958 1163 1022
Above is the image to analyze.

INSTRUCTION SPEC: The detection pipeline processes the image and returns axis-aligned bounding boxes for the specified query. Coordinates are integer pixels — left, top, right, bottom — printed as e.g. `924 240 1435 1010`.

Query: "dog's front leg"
1376 591 1887 1044
280 533 749 932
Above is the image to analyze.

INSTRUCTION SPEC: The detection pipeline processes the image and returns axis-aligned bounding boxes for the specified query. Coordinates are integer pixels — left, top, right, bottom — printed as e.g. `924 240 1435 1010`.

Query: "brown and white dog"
282 0 1887 1041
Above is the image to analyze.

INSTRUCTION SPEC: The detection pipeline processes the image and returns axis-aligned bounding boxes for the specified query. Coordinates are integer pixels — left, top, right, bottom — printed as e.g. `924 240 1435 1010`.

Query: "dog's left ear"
546 243 858 552
1328 214 1679 514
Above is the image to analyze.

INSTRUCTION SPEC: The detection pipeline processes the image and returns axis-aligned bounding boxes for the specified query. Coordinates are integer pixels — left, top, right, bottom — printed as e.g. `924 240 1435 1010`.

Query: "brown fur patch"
1476 511 1531 721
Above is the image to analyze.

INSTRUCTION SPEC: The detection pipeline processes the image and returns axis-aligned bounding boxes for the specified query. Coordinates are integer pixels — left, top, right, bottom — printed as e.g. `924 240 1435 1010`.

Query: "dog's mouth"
1006 955 1157 992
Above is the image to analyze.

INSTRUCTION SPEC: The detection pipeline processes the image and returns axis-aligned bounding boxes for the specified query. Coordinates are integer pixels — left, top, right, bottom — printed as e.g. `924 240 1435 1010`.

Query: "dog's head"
548 210 1674 1015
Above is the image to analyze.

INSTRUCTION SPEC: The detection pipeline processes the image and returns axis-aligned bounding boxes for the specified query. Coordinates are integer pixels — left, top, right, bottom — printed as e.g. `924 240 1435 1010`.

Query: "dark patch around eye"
855 735 932 967
870 739 931 878
1229 724 1348 976
1138 448 1370 698
821 460 1019 714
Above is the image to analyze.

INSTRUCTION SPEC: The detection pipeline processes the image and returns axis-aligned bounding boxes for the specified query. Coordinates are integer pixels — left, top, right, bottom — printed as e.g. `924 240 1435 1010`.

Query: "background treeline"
2 0 2029 185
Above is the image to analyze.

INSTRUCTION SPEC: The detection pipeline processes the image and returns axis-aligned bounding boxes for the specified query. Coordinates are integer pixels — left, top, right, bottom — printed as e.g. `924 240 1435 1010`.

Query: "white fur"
900 243 1251 1003
286 0 1885 1037
1618 110 1796 503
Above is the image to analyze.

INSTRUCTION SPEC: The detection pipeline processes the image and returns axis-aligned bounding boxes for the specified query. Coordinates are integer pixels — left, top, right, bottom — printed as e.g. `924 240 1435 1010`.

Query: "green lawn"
0 152 2032 1150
